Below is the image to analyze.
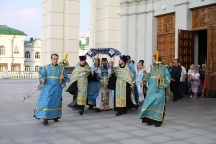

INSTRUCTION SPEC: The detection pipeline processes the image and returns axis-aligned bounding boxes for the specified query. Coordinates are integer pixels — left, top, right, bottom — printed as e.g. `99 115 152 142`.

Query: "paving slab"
0 79 216 144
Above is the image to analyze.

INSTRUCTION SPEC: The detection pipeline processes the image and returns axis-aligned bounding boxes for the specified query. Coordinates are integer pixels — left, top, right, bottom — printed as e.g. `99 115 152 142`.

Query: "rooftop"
0 25 27 36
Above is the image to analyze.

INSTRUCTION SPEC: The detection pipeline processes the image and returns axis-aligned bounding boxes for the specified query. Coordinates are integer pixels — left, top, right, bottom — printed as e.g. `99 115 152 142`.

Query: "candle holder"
59 59 69 84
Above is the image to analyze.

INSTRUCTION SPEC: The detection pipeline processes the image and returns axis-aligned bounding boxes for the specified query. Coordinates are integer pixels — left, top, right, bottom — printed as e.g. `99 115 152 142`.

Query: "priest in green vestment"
139 55 171 127
64 55 98 115
108 55 137 116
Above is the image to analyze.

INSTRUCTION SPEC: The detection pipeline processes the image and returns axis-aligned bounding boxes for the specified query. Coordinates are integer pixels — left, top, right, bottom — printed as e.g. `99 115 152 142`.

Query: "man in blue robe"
139 55 171 127
34 53 70 125
87 60 101 110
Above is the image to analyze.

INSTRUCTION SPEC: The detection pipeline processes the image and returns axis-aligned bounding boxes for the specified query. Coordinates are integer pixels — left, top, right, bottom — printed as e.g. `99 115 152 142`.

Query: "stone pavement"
0 79 216 144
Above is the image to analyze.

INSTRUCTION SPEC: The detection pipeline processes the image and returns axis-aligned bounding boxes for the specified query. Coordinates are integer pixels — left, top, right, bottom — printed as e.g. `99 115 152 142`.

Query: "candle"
64 53 68 62
156 51 159 61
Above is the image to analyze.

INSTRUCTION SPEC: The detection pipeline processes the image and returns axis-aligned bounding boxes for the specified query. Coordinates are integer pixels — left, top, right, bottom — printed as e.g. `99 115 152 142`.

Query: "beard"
80 62 85 66
119 62 125 67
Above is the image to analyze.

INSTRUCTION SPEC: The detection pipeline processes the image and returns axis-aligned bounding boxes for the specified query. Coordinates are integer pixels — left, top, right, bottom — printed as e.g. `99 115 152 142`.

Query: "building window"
11 65 16 71
35 51 40 59
25 66 30 71
25 51 30 59
35 66 40 71
0 65 3 71
0 45 5 55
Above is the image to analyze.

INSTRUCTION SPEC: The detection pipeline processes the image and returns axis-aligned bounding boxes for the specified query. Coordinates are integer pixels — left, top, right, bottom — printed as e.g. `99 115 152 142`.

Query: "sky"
0 0 90 40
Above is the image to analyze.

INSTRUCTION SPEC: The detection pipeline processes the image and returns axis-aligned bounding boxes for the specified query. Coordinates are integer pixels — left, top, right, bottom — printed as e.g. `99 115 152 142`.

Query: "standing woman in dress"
136 62 144 103
188 65 195 97
191 68 200 99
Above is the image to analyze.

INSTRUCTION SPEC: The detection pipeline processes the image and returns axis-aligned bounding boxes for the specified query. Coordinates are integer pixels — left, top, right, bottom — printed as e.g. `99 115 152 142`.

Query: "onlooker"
200 64 206 84
168 62 173 74
196 65 203 96
178 62 187 99
171 59 182 102
191 68 200 99
139 60 144 66
135 62 144 103
188 65 195 97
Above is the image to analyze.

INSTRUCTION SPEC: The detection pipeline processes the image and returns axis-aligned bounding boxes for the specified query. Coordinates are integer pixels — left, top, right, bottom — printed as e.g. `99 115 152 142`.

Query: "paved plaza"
0 79 216 144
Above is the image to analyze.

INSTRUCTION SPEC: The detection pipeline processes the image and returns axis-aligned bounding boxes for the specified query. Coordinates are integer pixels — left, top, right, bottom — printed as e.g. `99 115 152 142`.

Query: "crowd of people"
168 61 215 100
33 53 215 127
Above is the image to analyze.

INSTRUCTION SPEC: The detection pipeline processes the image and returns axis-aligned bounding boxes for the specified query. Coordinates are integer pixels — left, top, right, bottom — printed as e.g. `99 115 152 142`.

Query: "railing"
0 71 73 79
0 71 39 79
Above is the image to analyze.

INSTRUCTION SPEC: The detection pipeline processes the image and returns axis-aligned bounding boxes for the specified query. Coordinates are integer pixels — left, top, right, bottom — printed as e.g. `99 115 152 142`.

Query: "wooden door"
157 13 175 64
178 30 194 70
167 33 175 63
157 34 167 63
207 26 216 98
157 34 175 64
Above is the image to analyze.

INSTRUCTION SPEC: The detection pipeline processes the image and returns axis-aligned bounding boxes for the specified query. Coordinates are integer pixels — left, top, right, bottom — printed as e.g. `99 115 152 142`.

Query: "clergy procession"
34 49 171 127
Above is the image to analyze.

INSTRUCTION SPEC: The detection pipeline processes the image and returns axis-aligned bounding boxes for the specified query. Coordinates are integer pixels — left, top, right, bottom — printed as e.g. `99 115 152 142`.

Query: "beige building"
0 25 27 71
24 38 41 71
88 0 216 97
0 25 42 72
43 0 216 97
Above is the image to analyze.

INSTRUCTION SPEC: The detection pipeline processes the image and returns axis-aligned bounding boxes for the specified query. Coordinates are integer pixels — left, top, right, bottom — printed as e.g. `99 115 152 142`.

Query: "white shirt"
180 66 186 82
188 69 193 76
135 69 143 84
191 73 200 79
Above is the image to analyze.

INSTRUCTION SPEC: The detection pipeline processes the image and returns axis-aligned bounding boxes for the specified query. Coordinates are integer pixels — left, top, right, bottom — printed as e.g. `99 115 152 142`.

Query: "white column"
89 0 96 48
174 1 192 59
20 62 24 71
194 31 199 65
41 0 80 66
120 14 128 55
120 3 128 55
145 11 157 68
64 0 80 66
128 2 138 61
8 63 11 71
137 3 146 65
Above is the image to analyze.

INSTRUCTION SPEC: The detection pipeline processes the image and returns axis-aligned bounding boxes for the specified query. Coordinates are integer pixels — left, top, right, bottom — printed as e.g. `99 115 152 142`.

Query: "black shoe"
79 109 84 115
72 108 78 111
94 108 101 112
115 112 123 116
88 105 93 110
43 120 48 125
155 123 161 127
67 102 74 108
123 109 127 114
147 123 153 126
172 100 177 102
54 118 59 122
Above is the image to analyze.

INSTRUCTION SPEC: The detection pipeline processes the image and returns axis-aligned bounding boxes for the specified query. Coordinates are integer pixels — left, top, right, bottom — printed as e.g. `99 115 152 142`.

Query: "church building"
89 0 216 97
41 0 216 97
